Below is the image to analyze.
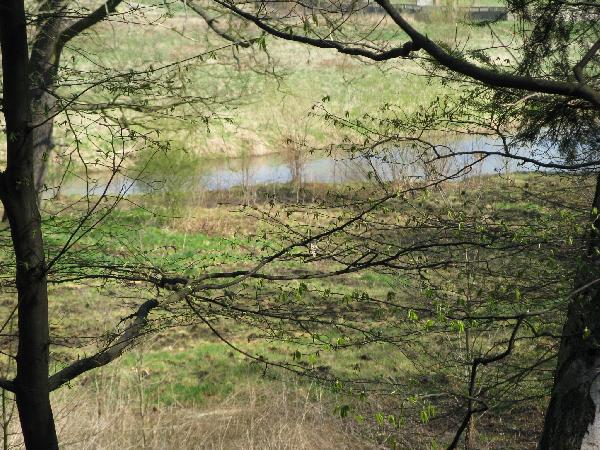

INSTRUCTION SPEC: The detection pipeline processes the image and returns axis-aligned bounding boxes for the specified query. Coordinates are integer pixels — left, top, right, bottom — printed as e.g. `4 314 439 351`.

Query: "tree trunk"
539 174 600 449
31 99 57 203
0 5 59 226
0 2 59 449
29 5 63 205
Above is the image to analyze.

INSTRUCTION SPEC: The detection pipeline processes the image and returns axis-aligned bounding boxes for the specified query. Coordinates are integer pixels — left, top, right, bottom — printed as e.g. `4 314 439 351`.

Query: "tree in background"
15 0 257 203
0 0 266 447
210 0 600 447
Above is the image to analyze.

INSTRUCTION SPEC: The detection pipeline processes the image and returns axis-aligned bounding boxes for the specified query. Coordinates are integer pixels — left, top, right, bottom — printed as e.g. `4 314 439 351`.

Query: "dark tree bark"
31 115 55 200
539 291 600 448
17 0 248 207
539 174 600 449
0 1 59 448
23 0 123 205
0 1 254 445
29 5 63 202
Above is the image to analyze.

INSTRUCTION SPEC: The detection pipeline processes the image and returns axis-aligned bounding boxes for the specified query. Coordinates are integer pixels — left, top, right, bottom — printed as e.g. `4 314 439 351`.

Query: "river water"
51 135 561 198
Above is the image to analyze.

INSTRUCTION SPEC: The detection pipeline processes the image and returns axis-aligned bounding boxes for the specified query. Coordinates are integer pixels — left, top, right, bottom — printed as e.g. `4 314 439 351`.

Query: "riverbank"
41 10 518 162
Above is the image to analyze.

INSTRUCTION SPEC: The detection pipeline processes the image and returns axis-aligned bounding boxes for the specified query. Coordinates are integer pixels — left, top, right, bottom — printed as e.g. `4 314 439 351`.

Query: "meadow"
0 4 574 449
50 5 518 164
0 168 587 448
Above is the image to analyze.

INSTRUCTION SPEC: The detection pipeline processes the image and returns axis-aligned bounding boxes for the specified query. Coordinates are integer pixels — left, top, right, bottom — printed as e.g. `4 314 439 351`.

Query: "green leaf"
420 403 436 424
407 309 419 322
451 320 465 334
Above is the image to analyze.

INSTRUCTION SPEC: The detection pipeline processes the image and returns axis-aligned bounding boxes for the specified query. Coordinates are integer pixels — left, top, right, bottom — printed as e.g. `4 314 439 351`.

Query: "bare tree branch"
214 0 600 106
574 38 600 84
187 0 254 47
0 379 15 393
56 0 123 53
375 0 600 106
48 298 158 391
211 0 417 61
447 317 524 449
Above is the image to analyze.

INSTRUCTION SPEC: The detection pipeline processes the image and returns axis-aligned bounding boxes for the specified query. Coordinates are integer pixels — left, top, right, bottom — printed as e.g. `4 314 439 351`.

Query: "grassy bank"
0 171 587 448
46 6 518 168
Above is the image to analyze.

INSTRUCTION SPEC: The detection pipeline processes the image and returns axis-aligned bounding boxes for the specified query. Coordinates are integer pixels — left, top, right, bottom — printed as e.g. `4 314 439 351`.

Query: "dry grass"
165 207 259 237
43 371 371 450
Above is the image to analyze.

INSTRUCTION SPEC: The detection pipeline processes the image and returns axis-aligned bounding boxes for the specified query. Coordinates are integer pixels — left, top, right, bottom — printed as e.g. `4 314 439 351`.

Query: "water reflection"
48 135 559 198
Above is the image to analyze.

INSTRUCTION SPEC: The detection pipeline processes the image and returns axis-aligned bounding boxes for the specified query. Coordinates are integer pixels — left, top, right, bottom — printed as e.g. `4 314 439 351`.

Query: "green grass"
120 342 263 405
110 333 418 407
48 10 518 167
2 171 587 449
